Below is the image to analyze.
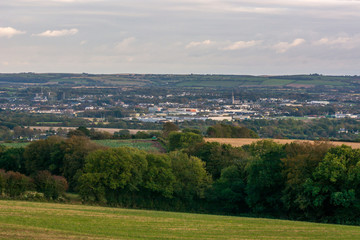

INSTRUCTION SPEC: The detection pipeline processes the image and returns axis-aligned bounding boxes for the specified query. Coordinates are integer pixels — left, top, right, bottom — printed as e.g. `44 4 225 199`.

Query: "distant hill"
0 73 359 89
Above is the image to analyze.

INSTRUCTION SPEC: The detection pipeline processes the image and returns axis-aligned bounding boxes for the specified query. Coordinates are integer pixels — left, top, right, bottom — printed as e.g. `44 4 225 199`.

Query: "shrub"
34 170 68 199
0 169 6 196
5 171 33 197
21 191 45 201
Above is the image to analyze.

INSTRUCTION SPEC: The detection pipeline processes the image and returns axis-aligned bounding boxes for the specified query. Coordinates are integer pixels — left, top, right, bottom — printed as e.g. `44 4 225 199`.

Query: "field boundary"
205 138 360 149
28 126 151 134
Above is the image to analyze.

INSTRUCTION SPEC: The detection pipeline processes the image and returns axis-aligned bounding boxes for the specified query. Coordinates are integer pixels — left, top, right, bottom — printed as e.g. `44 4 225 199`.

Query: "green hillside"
0 200 359 239
0 73 359 89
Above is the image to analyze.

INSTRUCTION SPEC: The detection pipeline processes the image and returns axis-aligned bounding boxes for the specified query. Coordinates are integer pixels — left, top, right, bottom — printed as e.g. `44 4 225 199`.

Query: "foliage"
78 148 211 210
281 141 333 219
188 141 248 180
0 147 26 173
113 129 131 139
207 165 247 214
169 151 212 201
240 118 360 141
142 154 175 198
162 122 179 137
61 136 103 191
2 132 360 224
89 128 113 140
23 136 64 175
207 123 259 138
245 140 286 215
4 171 34 197
0 169 66 200
168 132 204 151
301 146 360 224
78 147 148 204
0 169 6 196
34 170 68 199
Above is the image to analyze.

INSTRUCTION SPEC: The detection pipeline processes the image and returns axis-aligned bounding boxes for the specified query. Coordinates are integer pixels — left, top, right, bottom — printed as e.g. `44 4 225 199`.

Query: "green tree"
5 171 33 197
281 141 332 219
168 132 204 151
302 146 360 223
169 151 212 201
34 170 68 199
245 140 286 215
114 130 131 139
188 142 248 180
142 153 175 198
61 136 103 191
0 147 26 173
0 169 6 196
78 147 148 204
67 126 91 138
162 122 179 138
24 136 64 175
207 165 247 214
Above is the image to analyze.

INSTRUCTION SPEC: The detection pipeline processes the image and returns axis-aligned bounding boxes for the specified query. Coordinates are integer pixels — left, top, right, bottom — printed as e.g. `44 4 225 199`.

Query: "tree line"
0 124 360 225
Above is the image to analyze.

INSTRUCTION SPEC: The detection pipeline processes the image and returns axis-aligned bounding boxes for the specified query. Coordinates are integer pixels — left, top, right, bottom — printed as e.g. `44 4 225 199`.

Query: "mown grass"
0 142 30 148
0 140 161 151
93 139 160 152
0 200 359 239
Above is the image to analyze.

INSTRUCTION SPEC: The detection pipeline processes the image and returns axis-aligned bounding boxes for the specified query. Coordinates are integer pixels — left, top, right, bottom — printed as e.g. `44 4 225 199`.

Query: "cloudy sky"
1 0 360 74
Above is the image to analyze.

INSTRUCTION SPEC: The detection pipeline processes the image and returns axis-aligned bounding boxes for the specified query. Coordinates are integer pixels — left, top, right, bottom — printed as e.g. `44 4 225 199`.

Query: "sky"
1 0 360 75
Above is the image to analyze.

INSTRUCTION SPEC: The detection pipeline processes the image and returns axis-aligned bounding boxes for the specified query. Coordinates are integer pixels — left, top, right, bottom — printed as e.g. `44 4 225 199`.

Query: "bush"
5 171 33 197
168 132 204 151
21 191 45 201
114 130 131 139
133 131 151 139
34 170 68 199
0 169 6 196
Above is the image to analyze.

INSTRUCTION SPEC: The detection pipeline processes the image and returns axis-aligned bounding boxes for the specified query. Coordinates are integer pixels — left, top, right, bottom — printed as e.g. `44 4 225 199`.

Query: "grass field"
28 126 150 134
93 139 161 152
0 200 359 239
0 142 30 148
205 138 360 149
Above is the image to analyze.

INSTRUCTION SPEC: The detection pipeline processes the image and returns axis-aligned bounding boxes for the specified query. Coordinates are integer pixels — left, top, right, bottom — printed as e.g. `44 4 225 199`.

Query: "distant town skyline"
1 0 360 75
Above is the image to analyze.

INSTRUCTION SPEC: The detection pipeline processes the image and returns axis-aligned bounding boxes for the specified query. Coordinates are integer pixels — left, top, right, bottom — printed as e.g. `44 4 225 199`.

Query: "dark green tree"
207 165 247 214
0 147 26 173
245 140 286 215
302 146 360 224
168 132 204 151
24 136 64 175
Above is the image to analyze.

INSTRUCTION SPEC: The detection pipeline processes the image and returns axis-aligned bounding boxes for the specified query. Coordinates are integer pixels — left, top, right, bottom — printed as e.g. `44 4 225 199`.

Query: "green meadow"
0 142 30 148
93 139 160 152
0 200 359 239
0 140 161 152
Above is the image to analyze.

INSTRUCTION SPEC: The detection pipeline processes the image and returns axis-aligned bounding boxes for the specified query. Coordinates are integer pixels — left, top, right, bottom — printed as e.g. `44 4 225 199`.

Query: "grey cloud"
1 0 360 74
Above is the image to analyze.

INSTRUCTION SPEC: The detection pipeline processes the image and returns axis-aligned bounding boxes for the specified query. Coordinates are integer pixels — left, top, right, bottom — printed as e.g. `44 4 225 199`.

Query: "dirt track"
205 138 360 149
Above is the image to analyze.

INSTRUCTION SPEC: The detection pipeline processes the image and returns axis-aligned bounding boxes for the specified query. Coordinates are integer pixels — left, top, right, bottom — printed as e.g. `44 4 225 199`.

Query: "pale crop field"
205 138 360 149
0 200 360 239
